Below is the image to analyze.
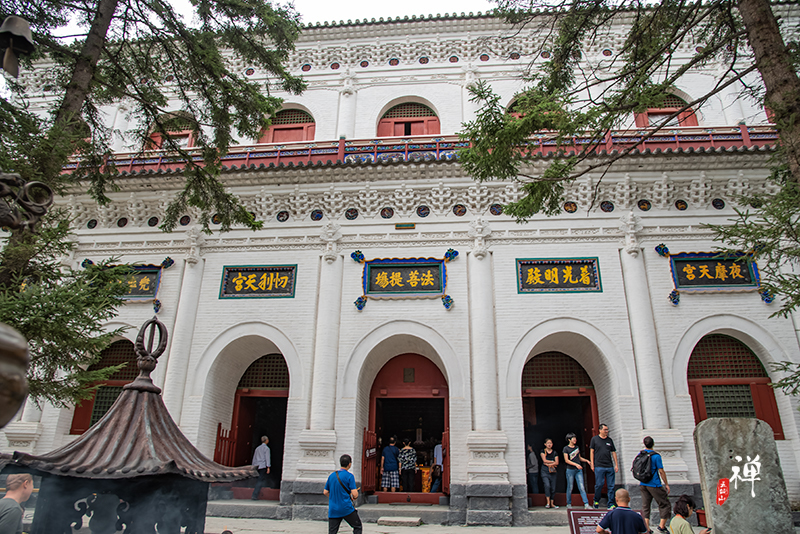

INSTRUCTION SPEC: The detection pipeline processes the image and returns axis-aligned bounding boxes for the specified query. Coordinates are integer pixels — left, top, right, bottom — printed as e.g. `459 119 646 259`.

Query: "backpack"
631 450 655 482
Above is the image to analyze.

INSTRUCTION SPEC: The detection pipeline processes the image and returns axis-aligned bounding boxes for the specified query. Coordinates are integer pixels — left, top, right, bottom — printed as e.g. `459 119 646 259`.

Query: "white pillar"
161 227 205 424
465 218 510 486
297 224 343 481
461 63 480 124
4 398 43 453
336 70 357 140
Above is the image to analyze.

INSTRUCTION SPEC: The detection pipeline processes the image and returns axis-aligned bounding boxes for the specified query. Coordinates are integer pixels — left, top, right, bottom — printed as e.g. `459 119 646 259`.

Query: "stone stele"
694 418 793 534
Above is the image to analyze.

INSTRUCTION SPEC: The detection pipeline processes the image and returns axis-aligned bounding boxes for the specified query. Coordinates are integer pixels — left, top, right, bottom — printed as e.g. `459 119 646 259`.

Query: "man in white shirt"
431 439 443 493
251 436 271 500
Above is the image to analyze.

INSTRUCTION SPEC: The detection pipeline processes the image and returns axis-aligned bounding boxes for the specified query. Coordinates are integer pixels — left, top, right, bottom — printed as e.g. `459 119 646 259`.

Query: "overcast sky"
288 0 495 24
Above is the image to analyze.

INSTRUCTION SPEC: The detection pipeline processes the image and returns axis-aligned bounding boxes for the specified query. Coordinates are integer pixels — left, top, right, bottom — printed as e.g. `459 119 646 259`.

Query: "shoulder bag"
335 471 357 509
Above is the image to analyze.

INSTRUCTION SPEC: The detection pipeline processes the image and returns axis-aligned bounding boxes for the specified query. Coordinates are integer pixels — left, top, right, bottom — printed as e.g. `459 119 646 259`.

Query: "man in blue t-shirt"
324 454 362 534
596 488 648 534
380 436 400 492
639 436 671 533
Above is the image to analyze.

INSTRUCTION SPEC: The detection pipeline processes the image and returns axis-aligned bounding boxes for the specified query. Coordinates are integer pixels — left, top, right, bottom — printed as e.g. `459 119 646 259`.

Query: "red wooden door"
442 429 450 494
362 428 378 493
233 396 257 466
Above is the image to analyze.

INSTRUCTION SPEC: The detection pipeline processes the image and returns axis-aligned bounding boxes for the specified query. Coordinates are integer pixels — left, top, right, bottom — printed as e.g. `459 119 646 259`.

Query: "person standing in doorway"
0 473 33 534
431 438 443 493
380 436 400 492
563 433 592 509
639 436 671 534
590 424 619 509
251 435 271 500
526 444 539 494
324 454 361 534
398 438 417 492
540 438 559 508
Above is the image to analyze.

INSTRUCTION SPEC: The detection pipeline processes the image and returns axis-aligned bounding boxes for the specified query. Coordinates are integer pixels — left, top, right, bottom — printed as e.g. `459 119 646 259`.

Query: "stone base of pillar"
295 429 338 481
463 431 512 525
3 421 42 453
639 428 689 483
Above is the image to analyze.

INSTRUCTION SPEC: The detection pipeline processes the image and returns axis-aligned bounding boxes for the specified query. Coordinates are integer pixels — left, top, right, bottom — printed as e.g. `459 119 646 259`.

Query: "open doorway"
364 354 449 503
522 352 598 508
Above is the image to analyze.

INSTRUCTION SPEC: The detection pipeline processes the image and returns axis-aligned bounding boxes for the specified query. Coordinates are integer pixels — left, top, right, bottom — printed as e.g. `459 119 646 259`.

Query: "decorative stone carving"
340 68 356 96
320 223 343 263
466 431 509 483
614 173 637 210
184 226 205 264
296 429 338 481
620 211 643 256
3 420 43 453
652 173 674 209
640 429 689 483
468 217 492 259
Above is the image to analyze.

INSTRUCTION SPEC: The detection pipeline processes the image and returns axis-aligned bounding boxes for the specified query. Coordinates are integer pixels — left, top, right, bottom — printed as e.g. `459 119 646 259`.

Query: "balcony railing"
63 124 778 176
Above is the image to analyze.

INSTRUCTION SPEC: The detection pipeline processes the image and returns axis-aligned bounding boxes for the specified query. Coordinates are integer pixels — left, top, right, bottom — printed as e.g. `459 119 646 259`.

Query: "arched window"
634 94 698 128
146 112 197 149
687 334 784 439
522 352 593 389
258 109 316 143
377 102 440 137
238 354 290 390
70 340 138 434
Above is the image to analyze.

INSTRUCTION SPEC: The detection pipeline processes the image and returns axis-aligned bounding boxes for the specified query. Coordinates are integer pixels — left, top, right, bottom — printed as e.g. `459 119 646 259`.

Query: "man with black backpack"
633 436 671 534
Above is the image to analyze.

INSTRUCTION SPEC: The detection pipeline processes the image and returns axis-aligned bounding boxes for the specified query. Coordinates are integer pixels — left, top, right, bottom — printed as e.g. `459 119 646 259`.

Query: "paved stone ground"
205 517 731 533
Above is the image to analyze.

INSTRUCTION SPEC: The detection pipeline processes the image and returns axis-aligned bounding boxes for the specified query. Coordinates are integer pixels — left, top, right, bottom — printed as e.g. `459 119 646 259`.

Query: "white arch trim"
505 317 634 398
340 319 465 398
375 96 441 125
670 314 795 396
190 321 304 398
102 321 138 343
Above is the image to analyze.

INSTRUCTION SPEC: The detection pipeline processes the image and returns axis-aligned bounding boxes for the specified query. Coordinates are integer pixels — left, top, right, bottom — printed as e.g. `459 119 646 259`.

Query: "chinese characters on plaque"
670 253 759 291
366 262 444 295
219 265 297 299
516 258 602 293
125 267 161 299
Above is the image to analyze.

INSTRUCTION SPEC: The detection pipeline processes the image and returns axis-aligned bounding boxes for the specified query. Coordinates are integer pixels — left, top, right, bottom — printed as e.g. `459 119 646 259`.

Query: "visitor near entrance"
669 494 711 534
398 438 418 492
251 435 271 500
324 454 362 534
540 438 560 508
380 436 400 492
526 444 539 494
563 432 592 509
638 436 671 533
590 424 619 509
596 488 648 534
0 473 33 534
431 438 443 493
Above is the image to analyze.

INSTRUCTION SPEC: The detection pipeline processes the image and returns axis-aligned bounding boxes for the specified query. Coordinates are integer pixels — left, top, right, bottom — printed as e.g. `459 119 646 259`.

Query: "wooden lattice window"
378 103 440 137
634 93 698 128
522 352 593 390
687 334 783 439
70 340 137 434
238 354 289 390
259 109 316 143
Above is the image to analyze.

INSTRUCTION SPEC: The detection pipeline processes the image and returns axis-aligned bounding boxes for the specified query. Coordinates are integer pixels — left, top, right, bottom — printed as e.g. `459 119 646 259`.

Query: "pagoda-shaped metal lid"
10 317 255 482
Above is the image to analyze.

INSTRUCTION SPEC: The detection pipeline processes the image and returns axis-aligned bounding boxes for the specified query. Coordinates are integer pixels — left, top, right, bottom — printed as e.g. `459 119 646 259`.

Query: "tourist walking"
540 438 559 508
590 424 619 509
637 436 671 534
563 433 592 509
251 435 271 500
323 454 362 534
0 473 33 534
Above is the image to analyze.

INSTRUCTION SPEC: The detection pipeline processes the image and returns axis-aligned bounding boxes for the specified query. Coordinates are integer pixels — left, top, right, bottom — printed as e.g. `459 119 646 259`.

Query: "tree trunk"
739 0 800 184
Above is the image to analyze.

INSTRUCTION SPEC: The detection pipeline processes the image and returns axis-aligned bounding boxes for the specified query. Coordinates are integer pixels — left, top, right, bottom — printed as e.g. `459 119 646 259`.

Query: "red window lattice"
687 334 768 380
657 94 688 108
89 340 138 382
522 352 593 389
382 103 436 119
238 354 289 389
271 109 315 125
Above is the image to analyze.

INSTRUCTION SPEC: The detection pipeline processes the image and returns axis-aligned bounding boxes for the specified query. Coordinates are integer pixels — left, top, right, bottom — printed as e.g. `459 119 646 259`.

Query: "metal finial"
125 316 168 392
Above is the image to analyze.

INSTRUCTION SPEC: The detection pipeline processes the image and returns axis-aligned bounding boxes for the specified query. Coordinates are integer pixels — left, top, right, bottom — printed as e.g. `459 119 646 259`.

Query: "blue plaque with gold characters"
516 258 602 293
220 265 297 299
669 252 759 292
125 266 162 299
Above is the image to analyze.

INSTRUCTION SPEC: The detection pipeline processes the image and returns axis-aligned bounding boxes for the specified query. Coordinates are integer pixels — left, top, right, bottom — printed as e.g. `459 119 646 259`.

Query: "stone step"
377 516 422 526
357 503 450 525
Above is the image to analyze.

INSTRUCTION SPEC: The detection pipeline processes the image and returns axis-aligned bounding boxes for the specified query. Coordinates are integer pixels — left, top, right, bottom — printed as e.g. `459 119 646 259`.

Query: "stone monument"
694 418 793 534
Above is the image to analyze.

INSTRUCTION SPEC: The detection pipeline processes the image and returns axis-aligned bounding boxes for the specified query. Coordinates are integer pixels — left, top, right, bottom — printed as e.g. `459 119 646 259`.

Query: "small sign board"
220 265 297 299
125 266 161 299
364 259 445 299
567 509 643 534
517 258 602 293
670 252 759 292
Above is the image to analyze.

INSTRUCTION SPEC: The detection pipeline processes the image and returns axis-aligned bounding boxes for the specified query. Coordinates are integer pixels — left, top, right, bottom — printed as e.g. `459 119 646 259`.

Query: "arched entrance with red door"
522 352 599 507
362 353 449 504
214 353 289 500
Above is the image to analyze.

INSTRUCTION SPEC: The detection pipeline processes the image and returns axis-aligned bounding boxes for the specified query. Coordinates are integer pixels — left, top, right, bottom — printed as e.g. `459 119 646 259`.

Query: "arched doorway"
687 334 784 439
521 352 599 507
377 103 441 137
364 353 448 503
214 353 289 500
